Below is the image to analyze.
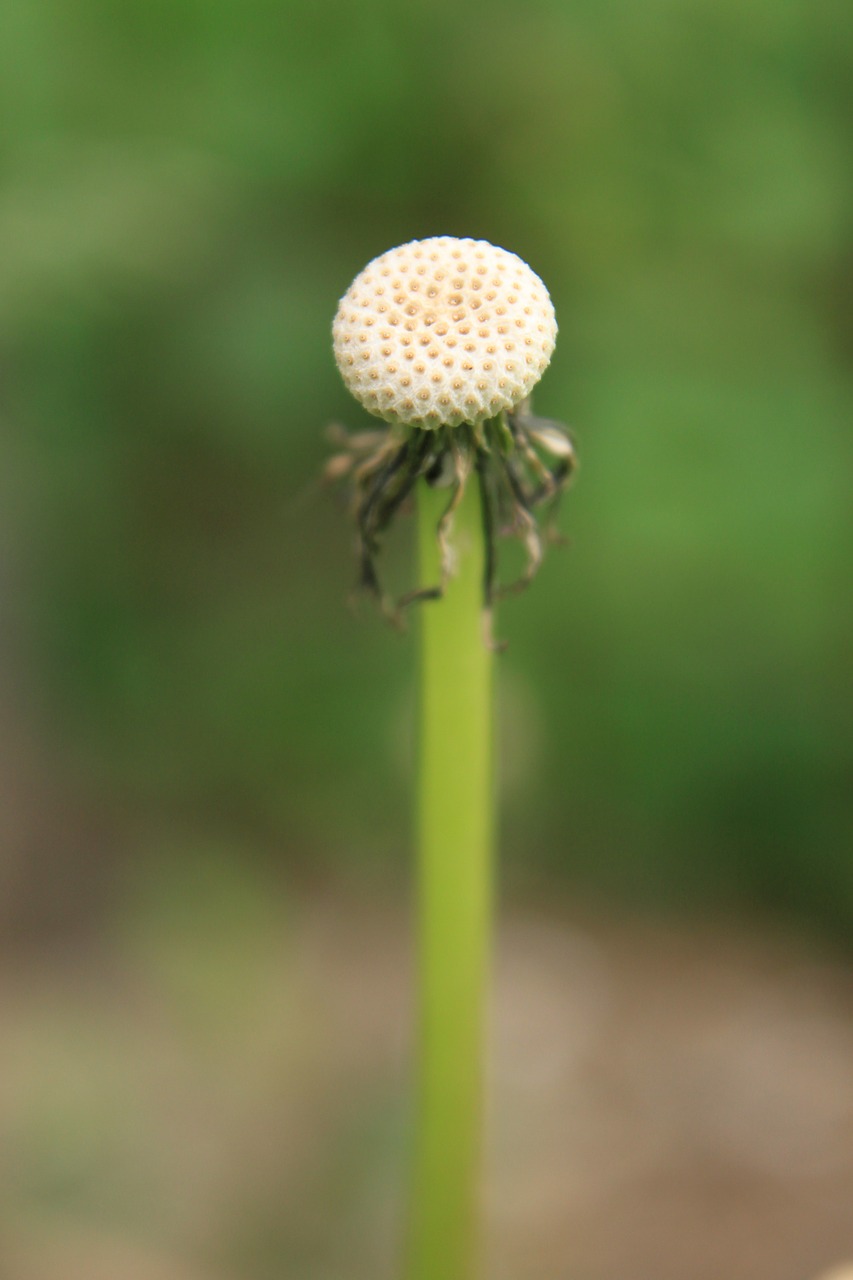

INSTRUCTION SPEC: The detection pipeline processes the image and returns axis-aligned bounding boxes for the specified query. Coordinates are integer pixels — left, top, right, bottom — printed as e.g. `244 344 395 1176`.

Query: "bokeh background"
1 0 852 1278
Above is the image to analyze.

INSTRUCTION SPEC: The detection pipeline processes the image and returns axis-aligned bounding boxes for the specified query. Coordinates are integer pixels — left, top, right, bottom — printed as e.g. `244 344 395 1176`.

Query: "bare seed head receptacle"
333 236 557 430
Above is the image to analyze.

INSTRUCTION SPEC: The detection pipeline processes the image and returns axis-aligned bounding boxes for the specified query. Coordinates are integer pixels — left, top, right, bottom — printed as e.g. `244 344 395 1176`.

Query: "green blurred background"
1 0 852 1275
3 0 850 932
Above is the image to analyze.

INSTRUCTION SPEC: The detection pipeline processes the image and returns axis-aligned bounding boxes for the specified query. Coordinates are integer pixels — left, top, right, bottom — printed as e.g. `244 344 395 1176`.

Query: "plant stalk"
407 473 494 1280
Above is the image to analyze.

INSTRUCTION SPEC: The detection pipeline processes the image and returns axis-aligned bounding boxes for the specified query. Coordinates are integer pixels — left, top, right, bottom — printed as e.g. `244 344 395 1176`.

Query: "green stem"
407 473 494 1280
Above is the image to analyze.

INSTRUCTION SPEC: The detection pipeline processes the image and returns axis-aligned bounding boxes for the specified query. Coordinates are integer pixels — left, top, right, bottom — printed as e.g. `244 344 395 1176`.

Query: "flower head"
333 237 557 429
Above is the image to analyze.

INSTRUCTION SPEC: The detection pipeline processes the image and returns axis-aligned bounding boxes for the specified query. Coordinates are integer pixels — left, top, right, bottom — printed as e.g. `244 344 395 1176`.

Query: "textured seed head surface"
333 236 557 429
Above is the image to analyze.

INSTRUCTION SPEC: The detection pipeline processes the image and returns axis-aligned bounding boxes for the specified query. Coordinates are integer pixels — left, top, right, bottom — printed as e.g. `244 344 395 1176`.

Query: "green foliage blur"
3 0 851 934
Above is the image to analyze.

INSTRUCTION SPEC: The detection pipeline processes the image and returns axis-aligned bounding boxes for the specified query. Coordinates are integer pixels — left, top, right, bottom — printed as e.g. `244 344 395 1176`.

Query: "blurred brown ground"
2 889 852 1280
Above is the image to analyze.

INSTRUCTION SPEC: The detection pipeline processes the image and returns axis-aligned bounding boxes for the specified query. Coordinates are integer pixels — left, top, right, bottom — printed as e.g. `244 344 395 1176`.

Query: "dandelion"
329 236 576 1280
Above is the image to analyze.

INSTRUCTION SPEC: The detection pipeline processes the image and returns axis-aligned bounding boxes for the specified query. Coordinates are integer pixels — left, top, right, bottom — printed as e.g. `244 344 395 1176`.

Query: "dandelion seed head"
333 237 556 429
